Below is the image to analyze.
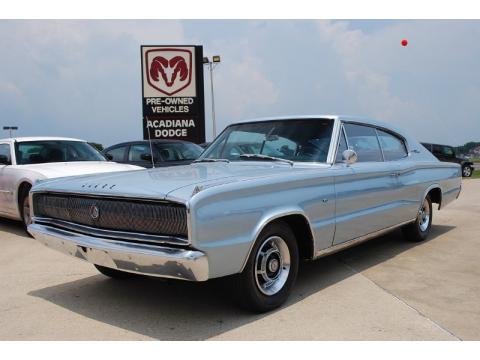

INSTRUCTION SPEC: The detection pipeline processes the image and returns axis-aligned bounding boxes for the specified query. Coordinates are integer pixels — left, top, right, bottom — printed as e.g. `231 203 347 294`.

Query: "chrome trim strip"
313 219 416 259
28 223 208 281
33 217 189 246
326 118 341 164
29 190 188 206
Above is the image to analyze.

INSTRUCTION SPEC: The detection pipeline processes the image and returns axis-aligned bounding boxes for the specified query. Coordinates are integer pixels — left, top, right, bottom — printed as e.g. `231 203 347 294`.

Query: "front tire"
94 264 135 279
19 184 32 232
462 165 473 177
402 195 432 242
233 221 299 313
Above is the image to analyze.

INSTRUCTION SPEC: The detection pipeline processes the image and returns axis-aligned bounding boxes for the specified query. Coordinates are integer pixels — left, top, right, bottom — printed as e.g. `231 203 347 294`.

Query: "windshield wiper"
239 154 294 166
193 158 230 163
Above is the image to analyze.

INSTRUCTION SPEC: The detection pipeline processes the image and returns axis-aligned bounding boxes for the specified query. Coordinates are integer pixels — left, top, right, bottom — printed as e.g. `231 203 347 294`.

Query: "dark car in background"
421 142 474 177
103 140 204 168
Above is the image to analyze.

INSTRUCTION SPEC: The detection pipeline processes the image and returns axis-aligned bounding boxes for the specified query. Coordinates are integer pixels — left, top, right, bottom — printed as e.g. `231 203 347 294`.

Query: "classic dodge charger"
28 116 462 312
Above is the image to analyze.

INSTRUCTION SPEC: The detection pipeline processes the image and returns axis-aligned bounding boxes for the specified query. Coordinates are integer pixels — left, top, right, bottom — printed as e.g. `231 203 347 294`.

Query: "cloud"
0 20 479 145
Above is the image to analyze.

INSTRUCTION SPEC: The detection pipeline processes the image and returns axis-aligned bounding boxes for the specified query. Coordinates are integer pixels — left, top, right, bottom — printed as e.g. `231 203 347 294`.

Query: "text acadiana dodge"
146 119 196 138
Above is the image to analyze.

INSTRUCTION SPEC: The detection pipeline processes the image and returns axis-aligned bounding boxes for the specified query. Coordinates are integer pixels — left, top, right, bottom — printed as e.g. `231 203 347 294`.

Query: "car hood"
32 162 328 202
20 161 142 179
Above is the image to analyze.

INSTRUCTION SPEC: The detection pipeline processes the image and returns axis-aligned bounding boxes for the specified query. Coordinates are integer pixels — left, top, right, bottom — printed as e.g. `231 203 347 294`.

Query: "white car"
0 137 141 228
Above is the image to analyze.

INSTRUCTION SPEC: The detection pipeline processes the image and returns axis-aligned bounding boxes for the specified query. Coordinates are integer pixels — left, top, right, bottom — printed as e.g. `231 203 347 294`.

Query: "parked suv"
421 142 474 177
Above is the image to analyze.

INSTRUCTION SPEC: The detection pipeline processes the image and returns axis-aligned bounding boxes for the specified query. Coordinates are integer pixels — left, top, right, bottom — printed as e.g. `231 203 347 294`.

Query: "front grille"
32 193 188 238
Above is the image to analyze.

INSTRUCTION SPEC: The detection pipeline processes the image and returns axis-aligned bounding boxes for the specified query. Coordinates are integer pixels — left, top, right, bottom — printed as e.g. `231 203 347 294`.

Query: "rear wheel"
233 222 299 313
94 264 135 279
462 165 473 177
402 195 432 242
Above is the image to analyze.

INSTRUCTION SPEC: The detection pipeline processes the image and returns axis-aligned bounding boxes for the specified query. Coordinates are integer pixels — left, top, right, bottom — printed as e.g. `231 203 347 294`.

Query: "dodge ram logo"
89 205 100 220
145 48 193 96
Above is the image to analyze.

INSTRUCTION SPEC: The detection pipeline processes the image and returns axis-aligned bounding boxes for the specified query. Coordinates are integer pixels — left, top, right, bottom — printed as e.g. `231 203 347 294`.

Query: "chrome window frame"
375 128 409 161
341 121 385 163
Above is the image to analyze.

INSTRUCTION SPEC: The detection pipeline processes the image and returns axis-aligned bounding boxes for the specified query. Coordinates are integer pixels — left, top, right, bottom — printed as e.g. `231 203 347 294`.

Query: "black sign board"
141 45 205 143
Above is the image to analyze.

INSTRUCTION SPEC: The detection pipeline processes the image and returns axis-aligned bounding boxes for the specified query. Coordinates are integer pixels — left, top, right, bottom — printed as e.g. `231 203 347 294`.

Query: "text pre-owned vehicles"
103 140 204 168
28 116 461 312
0 137 141 228
421 142 474 177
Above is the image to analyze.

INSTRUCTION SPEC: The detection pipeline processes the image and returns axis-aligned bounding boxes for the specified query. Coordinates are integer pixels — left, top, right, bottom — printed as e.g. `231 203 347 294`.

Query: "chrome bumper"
28 223 209 281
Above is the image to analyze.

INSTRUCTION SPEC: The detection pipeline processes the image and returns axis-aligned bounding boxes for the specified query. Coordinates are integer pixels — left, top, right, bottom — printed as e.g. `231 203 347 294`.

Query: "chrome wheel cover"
418 198 430 232
254 236 290 296
23 196 31 226
463 166 472 177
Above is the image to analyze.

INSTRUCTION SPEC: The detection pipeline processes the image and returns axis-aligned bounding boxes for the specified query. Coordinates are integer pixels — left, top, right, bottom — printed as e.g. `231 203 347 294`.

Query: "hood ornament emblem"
89 205 100 220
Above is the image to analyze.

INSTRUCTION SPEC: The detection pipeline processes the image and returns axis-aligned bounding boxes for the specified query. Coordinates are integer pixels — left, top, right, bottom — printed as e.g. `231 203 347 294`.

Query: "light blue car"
28 115 462 312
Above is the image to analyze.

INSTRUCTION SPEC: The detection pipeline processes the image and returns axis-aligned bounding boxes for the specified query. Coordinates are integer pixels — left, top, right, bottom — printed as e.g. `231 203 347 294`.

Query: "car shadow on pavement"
28 224 455 340
0 218 28 237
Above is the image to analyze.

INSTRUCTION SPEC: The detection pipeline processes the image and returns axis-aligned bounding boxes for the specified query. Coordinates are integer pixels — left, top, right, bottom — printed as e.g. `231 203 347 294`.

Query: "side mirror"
342 149 358 166
104 154 113 161
140 153 152 161
0 155 10 165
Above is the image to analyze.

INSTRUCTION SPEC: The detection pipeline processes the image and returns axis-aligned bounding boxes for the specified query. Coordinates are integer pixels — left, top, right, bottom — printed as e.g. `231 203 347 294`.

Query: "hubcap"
463 167 471 177
255 236 290 296
418 198 430 232
23 197 31 226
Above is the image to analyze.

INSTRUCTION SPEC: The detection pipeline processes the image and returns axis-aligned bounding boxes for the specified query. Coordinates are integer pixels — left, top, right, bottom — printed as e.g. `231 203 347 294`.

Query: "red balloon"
401 39 408 47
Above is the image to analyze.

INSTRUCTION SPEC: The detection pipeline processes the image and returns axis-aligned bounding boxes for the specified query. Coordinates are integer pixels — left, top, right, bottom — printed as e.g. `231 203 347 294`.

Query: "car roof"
229 115 405 134
104 139 196 149
0 136 85 143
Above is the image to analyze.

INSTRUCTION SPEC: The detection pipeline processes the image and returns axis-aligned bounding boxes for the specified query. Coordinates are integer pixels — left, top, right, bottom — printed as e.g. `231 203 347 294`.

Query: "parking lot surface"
0 180 479 340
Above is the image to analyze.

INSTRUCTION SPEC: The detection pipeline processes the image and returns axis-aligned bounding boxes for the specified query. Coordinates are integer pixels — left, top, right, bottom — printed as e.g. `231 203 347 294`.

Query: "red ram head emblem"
145 48 193 96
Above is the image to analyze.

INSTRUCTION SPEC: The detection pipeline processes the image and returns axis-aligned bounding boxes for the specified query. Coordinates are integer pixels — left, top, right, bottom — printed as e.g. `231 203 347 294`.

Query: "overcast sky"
0 20 479 146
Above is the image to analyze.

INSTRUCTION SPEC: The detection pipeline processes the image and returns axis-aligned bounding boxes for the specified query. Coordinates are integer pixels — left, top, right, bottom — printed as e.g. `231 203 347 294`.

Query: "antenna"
145 117 155 169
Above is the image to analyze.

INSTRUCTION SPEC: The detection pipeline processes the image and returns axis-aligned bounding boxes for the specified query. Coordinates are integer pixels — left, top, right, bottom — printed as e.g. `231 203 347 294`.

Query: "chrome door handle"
389 172 399 177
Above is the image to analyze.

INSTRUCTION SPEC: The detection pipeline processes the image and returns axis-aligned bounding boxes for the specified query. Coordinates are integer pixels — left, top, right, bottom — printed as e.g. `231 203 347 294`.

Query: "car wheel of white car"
234 221 299 313
402 195 432 242
19 185 32 232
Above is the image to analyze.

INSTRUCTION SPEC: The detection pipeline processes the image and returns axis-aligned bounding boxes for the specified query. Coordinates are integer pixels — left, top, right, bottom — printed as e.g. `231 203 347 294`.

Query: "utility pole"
203 55 221 139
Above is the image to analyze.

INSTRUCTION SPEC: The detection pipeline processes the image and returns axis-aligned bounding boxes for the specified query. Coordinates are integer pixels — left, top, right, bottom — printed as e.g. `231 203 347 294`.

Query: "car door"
104 145 128 164
0 142 14 216
333 123 400 245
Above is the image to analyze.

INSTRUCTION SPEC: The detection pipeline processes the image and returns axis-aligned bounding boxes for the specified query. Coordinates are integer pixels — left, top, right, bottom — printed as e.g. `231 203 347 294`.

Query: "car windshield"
155 142 204 161
15 140 106 165
200 119 334 163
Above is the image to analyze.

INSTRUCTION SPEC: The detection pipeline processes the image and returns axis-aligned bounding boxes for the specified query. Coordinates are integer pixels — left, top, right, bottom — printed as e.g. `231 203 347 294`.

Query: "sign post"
141 45 205 144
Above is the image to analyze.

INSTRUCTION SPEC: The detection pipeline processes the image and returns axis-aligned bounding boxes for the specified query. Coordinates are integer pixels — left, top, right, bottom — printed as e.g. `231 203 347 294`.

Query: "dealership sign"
141 45 205 143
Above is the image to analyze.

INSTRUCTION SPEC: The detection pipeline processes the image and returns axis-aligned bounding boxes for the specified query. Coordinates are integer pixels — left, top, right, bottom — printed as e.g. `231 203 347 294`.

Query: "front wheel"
233 222 299 313
462 165 473 177
19 185 32 232
402 195 432 242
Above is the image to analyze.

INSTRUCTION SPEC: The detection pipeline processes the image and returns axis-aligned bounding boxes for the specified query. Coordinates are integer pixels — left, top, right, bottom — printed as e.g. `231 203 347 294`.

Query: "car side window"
128 144 151 162
376 129 408 161
335 128 348 162
0 144 11 164
105 146 127 162
343 123 383 162
442 146 455 157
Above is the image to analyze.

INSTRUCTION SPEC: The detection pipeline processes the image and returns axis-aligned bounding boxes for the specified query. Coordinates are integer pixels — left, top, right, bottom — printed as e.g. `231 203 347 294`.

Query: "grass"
471 170 480 179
